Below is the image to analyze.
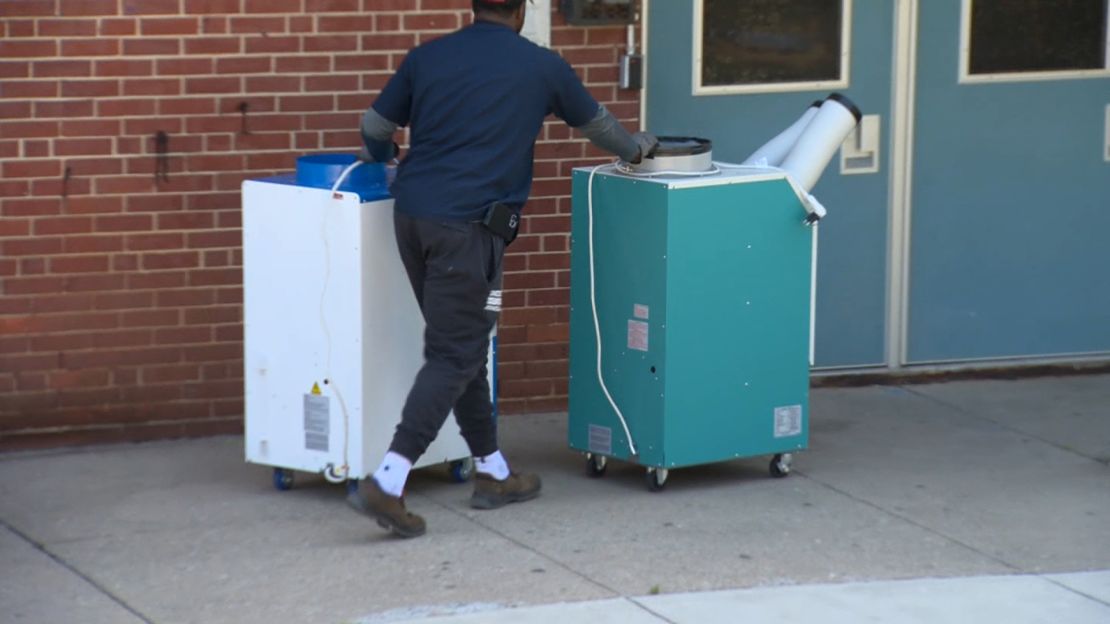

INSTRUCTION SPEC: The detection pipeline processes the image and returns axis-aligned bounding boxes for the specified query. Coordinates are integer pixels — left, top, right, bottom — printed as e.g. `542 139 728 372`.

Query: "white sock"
372 451 412 497
476 450 510 481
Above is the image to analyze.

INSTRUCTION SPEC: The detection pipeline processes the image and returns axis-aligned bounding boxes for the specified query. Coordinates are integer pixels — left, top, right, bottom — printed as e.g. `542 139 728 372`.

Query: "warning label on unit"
633 304 650 320
628 319 649 351
304 393 330 452
774 405 803 438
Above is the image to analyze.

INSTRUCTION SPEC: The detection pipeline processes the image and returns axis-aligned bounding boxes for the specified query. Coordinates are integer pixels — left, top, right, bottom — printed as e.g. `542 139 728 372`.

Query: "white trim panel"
886 0 918 369
883 350 1110 370
811 352 1110 375
692 0 853 96
1104 103 1110 162
958 0 1110 84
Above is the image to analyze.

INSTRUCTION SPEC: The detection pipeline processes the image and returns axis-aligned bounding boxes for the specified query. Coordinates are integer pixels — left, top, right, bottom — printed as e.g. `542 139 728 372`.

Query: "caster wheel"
345 478 369 513
769 453 793 478
586 453 608 478
646 467 668 492
449 457 474 483
273 468 294 491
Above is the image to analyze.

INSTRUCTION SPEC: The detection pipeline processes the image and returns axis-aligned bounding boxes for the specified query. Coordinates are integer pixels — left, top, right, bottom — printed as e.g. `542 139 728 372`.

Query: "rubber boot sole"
348 490 425 538
375 516 425 539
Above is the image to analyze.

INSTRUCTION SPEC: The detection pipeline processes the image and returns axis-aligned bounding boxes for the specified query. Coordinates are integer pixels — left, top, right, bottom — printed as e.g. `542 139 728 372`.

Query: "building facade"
1 0 1108 449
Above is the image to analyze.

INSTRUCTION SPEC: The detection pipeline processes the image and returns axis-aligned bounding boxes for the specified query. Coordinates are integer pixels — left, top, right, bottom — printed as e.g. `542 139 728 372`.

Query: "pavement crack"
0 517 157 624
794 471 1025 574
627 597 680 623
899 386 1105 466
422 495 630 602
1042 577 1110 609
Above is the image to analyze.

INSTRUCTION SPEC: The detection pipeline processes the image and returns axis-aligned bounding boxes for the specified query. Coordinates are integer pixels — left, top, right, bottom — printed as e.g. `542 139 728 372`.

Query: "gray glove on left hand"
358 141 399 164
630 132 659 164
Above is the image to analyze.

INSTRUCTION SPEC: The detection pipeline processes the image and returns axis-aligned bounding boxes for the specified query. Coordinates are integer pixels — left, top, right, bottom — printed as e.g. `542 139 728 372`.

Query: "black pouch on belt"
481 202 520 244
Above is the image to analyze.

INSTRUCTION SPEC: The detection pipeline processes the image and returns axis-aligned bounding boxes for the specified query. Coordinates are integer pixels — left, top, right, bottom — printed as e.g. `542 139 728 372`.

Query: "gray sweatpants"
388 211 505 463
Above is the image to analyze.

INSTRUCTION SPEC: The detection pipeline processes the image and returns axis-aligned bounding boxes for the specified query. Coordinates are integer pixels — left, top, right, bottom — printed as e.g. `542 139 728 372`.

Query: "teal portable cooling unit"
567 164 815 490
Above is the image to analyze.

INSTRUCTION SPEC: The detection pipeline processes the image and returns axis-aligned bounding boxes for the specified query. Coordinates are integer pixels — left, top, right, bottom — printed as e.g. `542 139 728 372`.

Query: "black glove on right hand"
631 132 659 164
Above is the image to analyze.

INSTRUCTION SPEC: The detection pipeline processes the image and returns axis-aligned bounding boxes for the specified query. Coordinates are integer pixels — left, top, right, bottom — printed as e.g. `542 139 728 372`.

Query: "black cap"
825 93 862 122
653 136 712 157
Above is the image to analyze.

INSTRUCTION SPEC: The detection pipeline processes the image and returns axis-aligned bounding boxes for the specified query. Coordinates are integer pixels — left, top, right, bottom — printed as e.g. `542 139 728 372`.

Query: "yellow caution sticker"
311 382 322 395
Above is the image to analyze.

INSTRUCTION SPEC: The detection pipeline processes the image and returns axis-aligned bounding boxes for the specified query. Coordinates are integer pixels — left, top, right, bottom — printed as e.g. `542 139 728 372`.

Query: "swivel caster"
585 453 608 478
273 467 294 491
449 457 474 483
769 453 793 478
646 467 668 492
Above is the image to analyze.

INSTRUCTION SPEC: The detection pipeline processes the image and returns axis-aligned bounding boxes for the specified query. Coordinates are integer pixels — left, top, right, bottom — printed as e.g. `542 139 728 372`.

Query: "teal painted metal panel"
568 170 810 470
663 180 810 466
645 0 895 367
909 4 1110 361
568 171 668 465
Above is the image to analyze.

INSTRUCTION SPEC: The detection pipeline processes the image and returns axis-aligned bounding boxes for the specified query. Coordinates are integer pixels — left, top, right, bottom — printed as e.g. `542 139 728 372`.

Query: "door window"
961 0 1110 82
694 0 851 95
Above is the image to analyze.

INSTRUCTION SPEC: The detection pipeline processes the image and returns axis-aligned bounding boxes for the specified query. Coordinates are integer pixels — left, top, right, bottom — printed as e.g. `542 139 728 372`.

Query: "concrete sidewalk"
2 374 1108 623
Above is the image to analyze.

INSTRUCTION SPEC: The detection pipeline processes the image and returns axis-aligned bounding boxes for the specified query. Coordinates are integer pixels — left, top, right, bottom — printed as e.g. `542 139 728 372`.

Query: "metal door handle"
840 114 880 174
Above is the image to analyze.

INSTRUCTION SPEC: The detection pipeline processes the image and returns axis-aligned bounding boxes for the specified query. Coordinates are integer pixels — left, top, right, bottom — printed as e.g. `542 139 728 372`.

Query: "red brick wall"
0 0 640 449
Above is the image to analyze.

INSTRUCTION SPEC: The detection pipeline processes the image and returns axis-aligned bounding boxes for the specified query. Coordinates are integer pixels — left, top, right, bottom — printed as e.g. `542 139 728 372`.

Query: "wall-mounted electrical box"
619 53 643 89
561 0 636 26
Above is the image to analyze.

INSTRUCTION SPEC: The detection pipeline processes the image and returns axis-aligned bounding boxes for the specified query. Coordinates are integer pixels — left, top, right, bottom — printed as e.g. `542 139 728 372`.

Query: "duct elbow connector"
742 99 822 168
780 93 862 193
743 93 862 224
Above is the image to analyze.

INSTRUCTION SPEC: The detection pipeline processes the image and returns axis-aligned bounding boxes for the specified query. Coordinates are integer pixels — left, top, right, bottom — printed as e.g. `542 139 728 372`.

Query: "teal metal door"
646 0 895 368
908 2 1110 362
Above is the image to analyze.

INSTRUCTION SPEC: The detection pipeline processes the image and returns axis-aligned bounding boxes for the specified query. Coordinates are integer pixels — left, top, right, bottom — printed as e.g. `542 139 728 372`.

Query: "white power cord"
587 163 638 456
586 159 722 457
330 160 362 198
587 159 727 457
317 160 363 484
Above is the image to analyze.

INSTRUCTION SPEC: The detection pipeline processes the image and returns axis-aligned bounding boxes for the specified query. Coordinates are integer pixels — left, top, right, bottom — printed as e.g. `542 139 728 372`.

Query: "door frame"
887 0 917 369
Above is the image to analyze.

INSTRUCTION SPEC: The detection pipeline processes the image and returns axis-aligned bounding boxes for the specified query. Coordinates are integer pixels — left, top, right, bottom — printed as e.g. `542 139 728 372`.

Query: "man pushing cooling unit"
350 0 658 538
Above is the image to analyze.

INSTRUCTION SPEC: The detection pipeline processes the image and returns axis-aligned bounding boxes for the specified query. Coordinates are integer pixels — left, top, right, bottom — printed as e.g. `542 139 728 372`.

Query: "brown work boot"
470 472 542 510
349 478 425 538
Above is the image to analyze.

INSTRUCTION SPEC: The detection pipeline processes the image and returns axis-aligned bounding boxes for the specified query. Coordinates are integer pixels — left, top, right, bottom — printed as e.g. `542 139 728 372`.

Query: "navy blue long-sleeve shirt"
371 20 600 222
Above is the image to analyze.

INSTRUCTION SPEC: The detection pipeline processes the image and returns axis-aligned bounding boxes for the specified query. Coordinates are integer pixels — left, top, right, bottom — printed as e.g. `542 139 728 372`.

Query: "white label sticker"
628 319 649 351
633 304 649 320
520 0 551 47
588 424 612 455
774 405 803 438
